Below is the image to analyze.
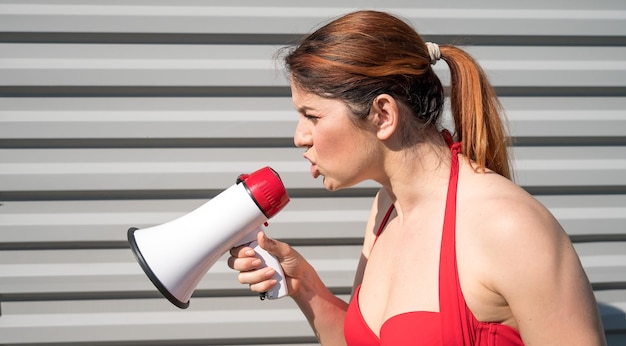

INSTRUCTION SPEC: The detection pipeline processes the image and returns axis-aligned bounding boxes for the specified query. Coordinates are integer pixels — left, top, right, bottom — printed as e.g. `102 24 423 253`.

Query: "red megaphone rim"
238 166 290 218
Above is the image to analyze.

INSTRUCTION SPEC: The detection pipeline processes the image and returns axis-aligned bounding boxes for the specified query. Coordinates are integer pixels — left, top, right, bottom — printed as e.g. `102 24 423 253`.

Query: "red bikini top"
343 131 524 345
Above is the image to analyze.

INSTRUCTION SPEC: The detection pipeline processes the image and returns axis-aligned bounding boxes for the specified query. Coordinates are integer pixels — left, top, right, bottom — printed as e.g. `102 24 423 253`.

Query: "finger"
249 279 278 294
237 266 276 285
229 245 255 258
227 256 262 271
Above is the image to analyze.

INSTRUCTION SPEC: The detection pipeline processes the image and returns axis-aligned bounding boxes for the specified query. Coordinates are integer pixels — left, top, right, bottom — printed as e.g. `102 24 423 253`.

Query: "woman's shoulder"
459 162 565 247
458 162 571 290
457 166 576 304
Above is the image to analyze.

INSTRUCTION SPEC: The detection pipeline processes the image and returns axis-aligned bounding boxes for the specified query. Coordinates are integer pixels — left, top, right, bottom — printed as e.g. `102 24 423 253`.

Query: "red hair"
283 10 511 179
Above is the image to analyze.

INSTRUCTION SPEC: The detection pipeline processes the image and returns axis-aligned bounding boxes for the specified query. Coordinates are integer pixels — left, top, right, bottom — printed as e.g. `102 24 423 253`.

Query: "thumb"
256 230 288 259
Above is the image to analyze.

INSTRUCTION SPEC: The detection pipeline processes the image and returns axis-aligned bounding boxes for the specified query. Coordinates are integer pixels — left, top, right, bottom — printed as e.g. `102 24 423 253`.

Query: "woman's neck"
378 130 452 218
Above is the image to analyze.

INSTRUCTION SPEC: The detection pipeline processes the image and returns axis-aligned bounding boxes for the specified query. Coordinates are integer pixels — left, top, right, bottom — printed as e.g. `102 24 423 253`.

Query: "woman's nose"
293 119 312 148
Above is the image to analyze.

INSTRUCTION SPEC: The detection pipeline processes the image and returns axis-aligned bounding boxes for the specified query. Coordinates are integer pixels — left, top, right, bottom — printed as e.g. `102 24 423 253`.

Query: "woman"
228 10 606 345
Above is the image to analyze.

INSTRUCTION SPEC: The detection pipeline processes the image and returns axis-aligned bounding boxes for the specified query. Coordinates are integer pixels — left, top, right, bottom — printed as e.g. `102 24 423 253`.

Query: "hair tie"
425 42 441 65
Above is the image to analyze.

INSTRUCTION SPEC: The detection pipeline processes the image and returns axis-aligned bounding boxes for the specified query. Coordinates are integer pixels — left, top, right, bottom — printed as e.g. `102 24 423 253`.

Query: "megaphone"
127 166 290 309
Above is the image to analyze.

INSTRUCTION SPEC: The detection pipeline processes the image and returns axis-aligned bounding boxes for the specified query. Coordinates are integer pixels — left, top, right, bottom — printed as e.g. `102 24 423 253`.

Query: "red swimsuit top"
344 131 524 345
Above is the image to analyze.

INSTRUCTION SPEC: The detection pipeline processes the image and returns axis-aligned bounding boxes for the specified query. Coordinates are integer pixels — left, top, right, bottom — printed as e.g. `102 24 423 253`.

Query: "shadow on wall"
598 303 626 346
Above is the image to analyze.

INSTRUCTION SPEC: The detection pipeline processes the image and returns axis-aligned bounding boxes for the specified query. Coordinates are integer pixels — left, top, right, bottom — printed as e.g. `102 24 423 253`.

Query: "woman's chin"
321 177 337 191
322 176 348 192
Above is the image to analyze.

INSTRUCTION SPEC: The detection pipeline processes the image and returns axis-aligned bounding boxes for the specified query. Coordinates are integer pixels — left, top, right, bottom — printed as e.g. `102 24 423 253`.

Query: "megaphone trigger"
234 225 287 300
247 239 288 300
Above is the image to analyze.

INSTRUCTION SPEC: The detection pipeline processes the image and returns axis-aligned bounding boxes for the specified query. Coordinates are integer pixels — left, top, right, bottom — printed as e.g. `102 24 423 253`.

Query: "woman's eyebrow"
296 105 315 113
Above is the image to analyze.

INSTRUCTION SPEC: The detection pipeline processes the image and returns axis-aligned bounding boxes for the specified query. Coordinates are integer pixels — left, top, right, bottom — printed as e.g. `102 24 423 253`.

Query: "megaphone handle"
248 240 288 300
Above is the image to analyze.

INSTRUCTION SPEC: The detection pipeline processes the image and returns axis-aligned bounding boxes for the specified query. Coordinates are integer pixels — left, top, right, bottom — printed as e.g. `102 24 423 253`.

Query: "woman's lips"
304 154 319 178
310 163 320 178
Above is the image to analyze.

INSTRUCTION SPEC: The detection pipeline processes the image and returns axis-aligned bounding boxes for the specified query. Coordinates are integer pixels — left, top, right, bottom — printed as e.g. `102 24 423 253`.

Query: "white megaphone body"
127 166 290 309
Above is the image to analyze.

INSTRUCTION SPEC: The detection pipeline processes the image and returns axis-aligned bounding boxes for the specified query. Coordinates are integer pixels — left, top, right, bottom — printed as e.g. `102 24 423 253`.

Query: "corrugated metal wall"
1 1 625 345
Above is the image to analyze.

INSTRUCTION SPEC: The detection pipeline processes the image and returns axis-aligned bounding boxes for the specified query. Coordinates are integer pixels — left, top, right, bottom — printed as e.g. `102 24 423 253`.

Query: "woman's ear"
370 94 399 141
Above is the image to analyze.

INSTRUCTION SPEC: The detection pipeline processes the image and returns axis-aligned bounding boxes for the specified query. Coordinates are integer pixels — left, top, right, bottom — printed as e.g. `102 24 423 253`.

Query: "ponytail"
440 46 512 180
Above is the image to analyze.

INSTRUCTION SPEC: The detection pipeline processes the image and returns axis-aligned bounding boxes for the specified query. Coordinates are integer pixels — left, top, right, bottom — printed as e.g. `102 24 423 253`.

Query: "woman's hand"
228 231 307 298
230 230 350 345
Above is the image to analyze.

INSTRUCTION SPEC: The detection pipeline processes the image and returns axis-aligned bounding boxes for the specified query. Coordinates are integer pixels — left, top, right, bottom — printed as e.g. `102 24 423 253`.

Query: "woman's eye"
304 114 319 121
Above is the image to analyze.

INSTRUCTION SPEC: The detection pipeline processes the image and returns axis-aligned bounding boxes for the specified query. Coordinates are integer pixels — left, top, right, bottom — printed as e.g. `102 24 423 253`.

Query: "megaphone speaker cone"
128 227 190 309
